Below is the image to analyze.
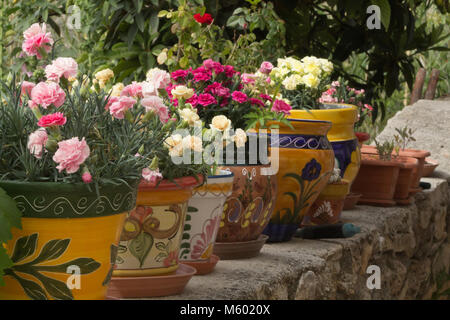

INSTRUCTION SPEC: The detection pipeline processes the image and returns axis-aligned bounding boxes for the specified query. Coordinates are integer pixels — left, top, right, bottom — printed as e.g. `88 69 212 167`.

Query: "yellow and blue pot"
288 104 361 186
0 180 139 300
262 119 335 242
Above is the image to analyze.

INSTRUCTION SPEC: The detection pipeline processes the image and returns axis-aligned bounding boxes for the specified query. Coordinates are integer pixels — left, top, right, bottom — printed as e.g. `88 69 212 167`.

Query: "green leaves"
0 187 22 286
3 234 102 300
371 0 391 31
129 232 153 267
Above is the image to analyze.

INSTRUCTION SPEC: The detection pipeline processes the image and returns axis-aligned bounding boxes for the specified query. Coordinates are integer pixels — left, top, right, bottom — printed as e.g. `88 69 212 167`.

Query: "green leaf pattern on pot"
3 233 101 300
179 206 195 259
129 232 154 268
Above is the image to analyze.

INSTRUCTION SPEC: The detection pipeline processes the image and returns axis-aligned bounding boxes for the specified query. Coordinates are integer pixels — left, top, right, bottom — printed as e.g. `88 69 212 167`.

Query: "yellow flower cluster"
270 56 333 90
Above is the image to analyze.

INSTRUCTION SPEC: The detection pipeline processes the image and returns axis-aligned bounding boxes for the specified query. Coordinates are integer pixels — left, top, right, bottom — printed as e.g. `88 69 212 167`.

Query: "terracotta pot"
215 164 277 243
0 180 138 300
343 192 362 210
113 176 201 278
351 154 403 206
179 171 234 268
422 158 439 177
288 104 361 187
355 132 370 149
303 180 350 225
361 145 430 194
261 118 335 242
393 156 419 205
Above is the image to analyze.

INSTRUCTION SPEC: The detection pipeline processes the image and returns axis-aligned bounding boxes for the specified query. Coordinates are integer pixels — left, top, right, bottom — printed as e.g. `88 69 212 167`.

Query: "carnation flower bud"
82 169 92 184
45 137 58 152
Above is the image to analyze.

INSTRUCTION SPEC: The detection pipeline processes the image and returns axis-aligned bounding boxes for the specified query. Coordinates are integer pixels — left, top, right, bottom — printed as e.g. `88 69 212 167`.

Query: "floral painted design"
190 215 221 260
163 250 179 267
302 158 322 181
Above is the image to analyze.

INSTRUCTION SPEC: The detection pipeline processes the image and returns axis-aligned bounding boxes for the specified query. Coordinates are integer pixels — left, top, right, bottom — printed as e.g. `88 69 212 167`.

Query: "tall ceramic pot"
112 176 201 277
0 180 138 300
179 171 234 273
288 104 360 186
262 119 335 242
213 164 277 259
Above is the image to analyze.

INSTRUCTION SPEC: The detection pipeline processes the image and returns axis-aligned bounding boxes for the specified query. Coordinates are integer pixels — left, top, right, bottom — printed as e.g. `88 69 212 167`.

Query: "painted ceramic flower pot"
213 164 277 259
288 104 360 186
113 176 201 278
0 180 138 300
263 119 335 242
179 171 234 273
303 180 350 226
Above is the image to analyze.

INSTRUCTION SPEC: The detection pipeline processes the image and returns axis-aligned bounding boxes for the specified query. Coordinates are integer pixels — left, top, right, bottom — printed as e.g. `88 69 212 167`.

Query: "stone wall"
152 178 449 300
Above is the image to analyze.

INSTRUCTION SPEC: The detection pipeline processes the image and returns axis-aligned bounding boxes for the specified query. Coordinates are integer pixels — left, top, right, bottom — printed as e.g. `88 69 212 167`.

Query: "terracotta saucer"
106 263 196 299
343 193 362 210
357 197 396 207
213 234 268 260
182 254 220 275
395 196 414 206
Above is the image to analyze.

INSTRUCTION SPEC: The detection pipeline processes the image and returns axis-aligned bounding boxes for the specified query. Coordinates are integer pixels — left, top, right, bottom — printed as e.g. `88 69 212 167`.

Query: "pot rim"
361 154 417 168
0 179 138 191
138 174 204 191
207 169 234 179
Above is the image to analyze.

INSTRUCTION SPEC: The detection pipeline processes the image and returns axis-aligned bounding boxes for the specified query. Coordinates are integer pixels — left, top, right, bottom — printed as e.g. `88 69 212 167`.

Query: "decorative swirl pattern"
270 134 331 150
13 192 135 217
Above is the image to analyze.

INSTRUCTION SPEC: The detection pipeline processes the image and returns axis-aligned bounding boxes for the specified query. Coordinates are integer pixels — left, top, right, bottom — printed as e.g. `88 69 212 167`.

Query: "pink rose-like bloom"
53 137 90 174
231 91 248 103
241 73 256 85
148 69 171 90
259 61 274 74
45 57 78 82
364 104 373 111
108 96 136 119
121 82 143 98
203 59 216 70
192 67 212 82
27 128 48 159
272 99 292 115
197 93 217 106
249 98 264 107
186 94 198 107
38 112 67 127
22 23 53 59
30 82 66 109
142 168 163 184
224 65 236 78
260 93 272 102
21 81 35 97
171 69 189 82
141 96 170 123
82 172 92 184
331 81 340 87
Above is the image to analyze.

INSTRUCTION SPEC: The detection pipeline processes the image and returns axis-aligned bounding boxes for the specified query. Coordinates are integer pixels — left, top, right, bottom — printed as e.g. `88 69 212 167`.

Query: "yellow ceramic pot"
0 180 138 300
262 119 335 242
288 104 361 186
113 176 201 277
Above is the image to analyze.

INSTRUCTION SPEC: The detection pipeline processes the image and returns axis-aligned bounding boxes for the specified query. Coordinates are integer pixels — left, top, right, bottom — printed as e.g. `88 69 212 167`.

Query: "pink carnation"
82 172 92 184
259 61 273 74
171 69 189 81
192 67 212 82
224 65 236 78
272 100 292 115
260 93 272 102
141 96 170 123
53 137 90 174
27 128 48 159
197 93 217 106
147 69 171 90
121 82 143 98
203 59 224 74
38 112 67 127
249 98 264 107
142 168 163 184
45 57 78 82
241 73 256 85
30 82 66 109
21 23 53 59
231 91 248 103
108 96 136 119
21 81 35 97
186 94 199 107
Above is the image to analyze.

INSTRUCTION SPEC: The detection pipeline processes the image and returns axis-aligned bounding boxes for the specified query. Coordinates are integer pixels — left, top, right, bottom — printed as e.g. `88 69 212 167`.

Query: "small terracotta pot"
393 156 419 205
422 158 439 177
351 154 402 206
355 132 370 149
361 145 430 194
343 192 362 210
303 180 350 225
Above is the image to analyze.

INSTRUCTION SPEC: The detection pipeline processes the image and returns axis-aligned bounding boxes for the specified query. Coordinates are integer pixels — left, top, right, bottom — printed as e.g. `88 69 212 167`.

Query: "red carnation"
194 13 213 25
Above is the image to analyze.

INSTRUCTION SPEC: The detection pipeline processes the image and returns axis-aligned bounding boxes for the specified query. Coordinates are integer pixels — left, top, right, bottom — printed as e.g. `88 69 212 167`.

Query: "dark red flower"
193 13 213 25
